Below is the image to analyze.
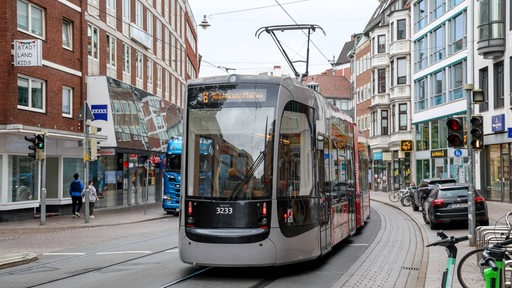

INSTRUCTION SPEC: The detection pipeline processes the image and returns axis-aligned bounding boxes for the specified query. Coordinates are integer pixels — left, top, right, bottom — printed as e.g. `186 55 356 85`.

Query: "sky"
187 0 380 77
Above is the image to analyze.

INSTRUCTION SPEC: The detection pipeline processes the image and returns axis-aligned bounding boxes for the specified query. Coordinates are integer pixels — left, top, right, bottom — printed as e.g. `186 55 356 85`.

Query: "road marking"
165 248 179 253
96 251 151 255
43 252 86 256
342 243 370 246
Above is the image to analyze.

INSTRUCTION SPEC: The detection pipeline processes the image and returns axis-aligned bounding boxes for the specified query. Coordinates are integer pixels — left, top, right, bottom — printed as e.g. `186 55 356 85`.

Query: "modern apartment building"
0 0 198 220
411 0 469 184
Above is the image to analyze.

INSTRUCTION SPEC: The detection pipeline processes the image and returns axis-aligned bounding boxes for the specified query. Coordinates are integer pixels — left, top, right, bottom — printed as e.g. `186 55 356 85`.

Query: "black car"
411 178 457 211
422 183 489 230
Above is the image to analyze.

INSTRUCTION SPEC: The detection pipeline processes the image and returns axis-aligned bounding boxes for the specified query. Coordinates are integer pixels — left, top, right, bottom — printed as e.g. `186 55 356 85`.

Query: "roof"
335 40 355 66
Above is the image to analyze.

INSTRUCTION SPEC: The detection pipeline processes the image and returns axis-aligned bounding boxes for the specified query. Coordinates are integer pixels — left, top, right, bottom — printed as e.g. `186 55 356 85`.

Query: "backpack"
71 180 81 192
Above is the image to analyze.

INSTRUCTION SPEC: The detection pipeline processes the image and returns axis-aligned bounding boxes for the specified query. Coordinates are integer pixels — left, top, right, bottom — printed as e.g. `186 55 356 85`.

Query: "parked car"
411 178 457 211
422 183 489 230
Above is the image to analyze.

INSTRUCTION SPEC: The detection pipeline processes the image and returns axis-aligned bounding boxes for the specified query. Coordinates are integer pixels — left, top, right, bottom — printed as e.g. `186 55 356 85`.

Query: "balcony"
389 85 410 101
372 53 389 67
389 39 410 57
477 22 505 59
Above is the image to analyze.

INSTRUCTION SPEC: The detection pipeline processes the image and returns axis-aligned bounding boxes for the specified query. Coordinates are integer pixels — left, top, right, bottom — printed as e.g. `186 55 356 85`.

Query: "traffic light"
470 115 484 150
446 117 464 147
25 135 38 159
24 134 45 160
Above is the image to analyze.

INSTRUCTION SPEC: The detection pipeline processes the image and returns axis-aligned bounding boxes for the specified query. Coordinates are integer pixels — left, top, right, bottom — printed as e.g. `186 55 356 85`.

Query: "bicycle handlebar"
484 257 499 271
426 235 469 248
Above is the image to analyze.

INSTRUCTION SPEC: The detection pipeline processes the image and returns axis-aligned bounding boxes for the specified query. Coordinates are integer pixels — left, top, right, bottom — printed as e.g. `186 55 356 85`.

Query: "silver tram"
179 74 370 266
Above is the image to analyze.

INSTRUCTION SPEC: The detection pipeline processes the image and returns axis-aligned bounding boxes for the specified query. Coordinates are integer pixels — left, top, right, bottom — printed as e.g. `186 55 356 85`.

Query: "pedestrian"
69 173 84 217
82 180 99 218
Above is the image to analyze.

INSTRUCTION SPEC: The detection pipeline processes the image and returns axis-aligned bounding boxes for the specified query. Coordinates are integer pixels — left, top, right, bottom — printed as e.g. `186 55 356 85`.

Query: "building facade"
0 0 198 220
353 0 414 192
411 0 470 185
472 0 512 201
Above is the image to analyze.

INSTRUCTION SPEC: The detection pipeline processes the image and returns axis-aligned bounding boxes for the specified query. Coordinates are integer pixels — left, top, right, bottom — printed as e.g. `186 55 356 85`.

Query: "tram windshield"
186 83 276 200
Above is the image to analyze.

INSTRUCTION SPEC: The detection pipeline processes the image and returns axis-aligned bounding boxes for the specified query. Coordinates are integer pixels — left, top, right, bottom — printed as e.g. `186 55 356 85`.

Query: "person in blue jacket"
69 173 84 217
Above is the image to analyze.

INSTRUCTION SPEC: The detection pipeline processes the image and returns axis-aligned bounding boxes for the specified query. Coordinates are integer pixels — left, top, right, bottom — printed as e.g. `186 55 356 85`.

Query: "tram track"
24 246 178 288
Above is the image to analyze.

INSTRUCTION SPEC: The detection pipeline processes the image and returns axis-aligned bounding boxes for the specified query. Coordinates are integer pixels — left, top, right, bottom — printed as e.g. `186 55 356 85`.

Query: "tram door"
340 155 356 235
319 137 331 253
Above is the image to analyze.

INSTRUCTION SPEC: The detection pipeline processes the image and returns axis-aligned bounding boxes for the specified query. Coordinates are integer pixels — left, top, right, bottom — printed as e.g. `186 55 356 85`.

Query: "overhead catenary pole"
40 130 47 225
84 102 90 223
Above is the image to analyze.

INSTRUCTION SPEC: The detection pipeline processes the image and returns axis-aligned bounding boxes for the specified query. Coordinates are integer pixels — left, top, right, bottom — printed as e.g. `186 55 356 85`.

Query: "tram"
179 74 370 267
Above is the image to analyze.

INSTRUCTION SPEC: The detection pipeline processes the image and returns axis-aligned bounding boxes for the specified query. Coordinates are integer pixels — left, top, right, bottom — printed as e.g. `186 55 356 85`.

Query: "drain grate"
401 266 420 271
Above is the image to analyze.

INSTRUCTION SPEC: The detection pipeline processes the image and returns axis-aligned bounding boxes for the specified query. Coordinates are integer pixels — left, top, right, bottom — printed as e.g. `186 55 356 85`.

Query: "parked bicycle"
457 211 512 288
427 231 469 288
388 186 414 207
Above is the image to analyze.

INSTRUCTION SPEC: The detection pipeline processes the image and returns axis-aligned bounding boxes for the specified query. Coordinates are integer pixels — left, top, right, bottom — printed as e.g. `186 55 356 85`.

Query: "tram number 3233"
216 206 233 214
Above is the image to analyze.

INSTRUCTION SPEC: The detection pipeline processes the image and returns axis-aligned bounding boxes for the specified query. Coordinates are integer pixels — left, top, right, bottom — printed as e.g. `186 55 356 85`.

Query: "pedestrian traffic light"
470 115 484 150
25 135 38 159
446 117 464 147
24 134 45 160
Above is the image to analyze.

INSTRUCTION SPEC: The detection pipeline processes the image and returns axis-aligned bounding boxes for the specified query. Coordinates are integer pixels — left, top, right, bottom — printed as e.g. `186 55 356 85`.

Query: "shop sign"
400 140 413 152
492 114 505 132
431 149 447 158
382 152 392 161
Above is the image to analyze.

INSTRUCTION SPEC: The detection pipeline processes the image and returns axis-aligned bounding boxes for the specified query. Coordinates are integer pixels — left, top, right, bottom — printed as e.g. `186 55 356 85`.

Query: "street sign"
454 149 462 157
77 103 95 120
508 128 512 138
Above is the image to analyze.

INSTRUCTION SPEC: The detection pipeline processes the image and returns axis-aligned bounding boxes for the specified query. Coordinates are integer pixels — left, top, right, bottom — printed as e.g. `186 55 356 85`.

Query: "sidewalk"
0 202 169 269
370 190 512 287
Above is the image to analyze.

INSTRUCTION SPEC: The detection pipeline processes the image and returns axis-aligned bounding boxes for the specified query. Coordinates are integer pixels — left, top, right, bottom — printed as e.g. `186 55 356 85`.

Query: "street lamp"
199 15 210 30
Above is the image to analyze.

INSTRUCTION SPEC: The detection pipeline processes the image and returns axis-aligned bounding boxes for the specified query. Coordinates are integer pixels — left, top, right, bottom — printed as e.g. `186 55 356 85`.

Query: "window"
62 86 72 117
399 104 407 131
381 110 388 135
478 0 504 42
62 19 73 49
450 13 465 54
123 44 131 74
494 61 504 108
18 75 45 111
432 26 444 62
377 35 386 53
17 0 44 37
106 0 116 27
122 0 130 21
415 0 427 31
377 68 386 94
432 70 444 106
136 51 143 81
106 34 116 67
147 59 153 85
432 0 445 20
135 0 143 27
397 19 406 40
450 62 464 101
88 25 99 60
371 111 377 137
416 78 427 111
397 57 407 84
415 37 428 71
479 67 489 112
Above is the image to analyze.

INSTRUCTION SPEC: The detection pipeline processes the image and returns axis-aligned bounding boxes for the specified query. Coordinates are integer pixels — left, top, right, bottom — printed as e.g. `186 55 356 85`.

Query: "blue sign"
91 104 108 121
492 114 505 132
508 128 512 138
454 149 462 157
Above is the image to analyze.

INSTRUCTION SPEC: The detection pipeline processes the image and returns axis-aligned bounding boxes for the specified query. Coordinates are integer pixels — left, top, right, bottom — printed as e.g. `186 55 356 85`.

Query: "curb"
0 252 38 269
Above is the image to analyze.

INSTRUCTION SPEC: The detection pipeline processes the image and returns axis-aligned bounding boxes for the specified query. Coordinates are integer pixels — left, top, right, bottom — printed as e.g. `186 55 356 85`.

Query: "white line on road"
96 251 151 255
43 252 86 256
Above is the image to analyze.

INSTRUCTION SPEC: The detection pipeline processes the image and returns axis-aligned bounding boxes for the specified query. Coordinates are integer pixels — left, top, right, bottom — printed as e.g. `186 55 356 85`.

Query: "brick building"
0 0 198 220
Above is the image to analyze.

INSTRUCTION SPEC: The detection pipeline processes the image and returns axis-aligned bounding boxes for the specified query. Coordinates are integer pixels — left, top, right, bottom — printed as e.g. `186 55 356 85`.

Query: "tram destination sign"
200 88 267 103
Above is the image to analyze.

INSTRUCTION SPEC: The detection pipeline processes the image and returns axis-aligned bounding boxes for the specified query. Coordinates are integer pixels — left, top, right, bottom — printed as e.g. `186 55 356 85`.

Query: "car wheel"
430 220 440 230
422 209 429 224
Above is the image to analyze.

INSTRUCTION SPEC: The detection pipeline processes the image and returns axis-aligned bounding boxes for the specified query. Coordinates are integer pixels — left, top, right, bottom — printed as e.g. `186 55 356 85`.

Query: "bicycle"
388 189 401 202
427 231 469 288
457 211 512 288
399 186 413 207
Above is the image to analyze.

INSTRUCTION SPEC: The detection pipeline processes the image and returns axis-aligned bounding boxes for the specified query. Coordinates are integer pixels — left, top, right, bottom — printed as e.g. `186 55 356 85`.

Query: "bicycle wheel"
400 195 412 206
457 248 486 288
388 191 400 202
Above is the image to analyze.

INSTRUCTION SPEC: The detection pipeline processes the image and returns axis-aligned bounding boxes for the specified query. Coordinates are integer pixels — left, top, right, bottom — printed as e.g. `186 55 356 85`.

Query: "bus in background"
163 137 182 214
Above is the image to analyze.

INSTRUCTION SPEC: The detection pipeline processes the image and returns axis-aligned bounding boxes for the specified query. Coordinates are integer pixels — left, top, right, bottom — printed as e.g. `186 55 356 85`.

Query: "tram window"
277 102 313 198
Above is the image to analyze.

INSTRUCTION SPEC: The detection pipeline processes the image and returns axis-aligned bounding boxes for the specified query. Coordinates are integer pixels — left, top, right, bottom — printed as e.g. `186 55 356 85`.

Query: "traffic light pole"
84 103 90 224
40 131 47 225
464 84 476 246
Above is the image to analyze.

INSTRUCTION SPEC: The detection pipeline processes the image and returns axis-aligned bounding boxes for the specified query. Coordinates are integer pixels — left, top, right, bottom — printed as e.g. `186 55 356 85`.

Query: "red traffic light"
446 118 463 131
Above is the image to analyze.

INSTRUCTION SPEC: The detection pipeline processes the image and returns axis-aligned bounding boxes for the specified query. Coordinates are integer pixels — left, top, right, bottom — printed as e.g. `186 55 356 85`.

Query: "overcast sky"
187 0 380 77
